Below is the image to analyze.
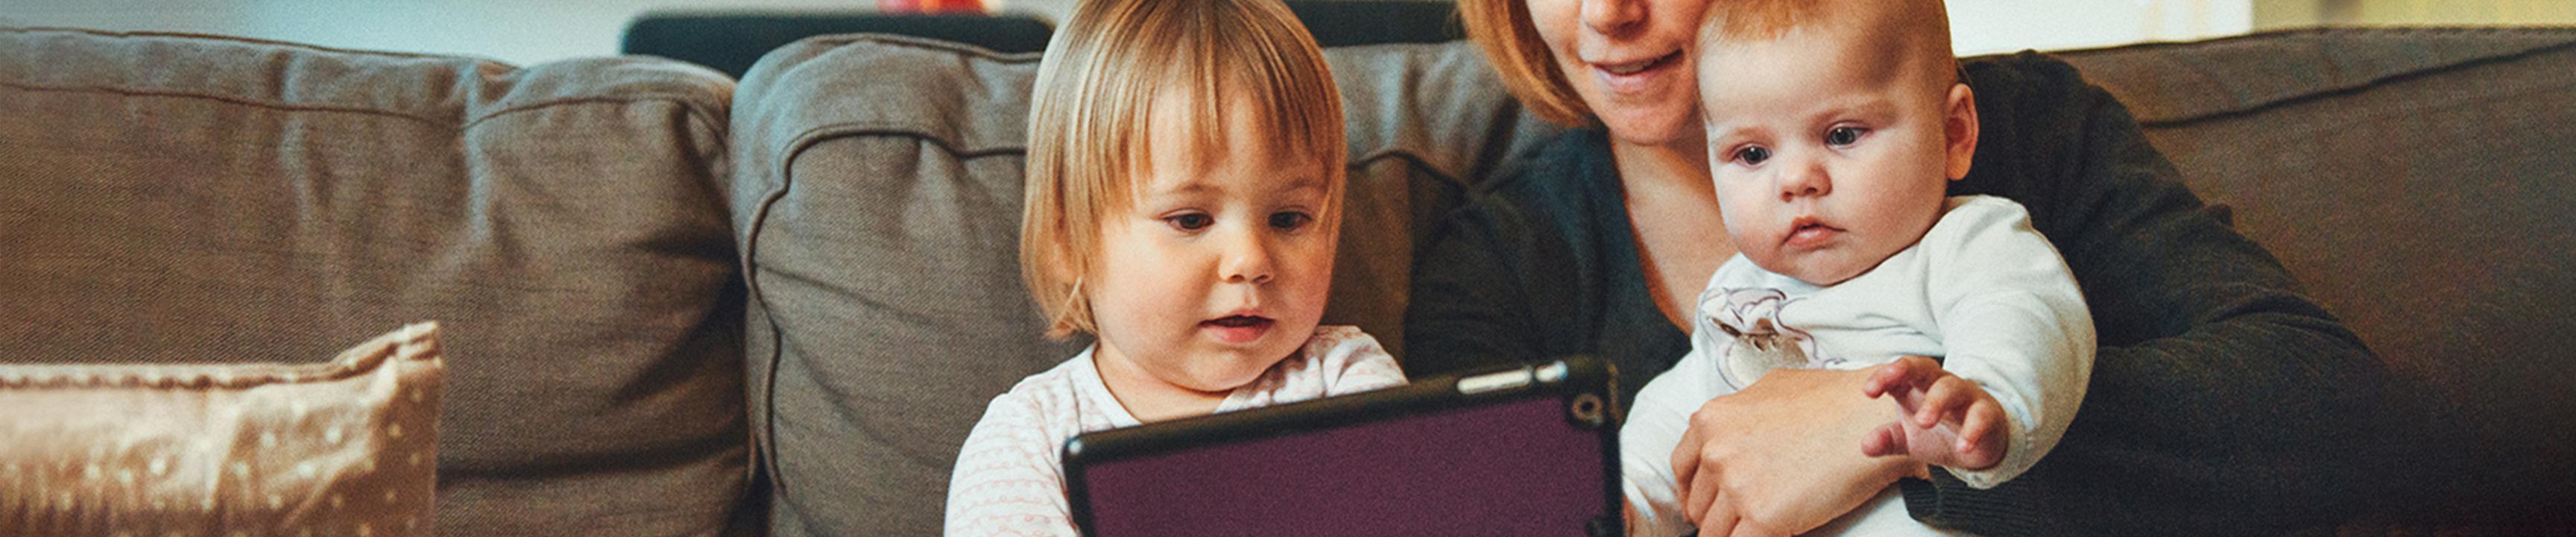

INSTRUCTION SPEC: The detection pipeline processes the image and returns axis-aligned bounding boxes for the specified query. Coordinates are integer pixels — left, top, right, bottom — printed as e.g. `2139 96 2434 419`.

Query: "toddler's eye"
1825 126 1865 146
1268 211 1313 230
1167 213 1213 231
1733 146 1771 166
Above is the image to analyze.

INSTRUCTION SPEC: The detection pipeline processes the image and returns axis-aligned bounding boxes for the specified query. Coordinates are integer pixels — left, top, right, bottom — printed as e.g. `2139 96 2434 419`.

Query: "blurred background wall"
2 0 2571 68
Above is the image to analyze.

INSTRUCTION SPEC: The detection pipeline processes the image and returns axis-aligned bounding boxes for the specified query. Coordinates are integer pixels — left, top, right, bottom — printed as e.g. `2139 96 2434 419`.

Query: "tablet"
1061 356 1623 537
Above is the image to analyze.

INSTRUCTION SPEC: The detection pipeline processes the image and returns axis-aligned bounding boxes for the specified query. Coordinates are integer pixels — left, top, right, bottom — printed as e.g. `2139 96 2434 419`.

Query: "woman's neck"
1609 131 1736 332
1608 131 1713 193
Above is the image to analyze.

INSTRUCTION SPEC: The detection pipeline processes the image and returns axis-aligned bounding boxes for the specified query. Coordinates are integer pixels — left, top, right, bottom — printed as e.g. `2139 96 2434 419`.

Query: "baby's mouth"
1785 217 1843 246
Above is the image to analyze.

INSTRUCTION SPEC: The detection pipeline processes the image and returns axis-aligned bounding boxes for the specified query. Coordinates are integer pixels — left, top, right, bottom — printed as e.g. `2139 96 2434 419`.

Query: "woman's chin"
1597 104 1702 148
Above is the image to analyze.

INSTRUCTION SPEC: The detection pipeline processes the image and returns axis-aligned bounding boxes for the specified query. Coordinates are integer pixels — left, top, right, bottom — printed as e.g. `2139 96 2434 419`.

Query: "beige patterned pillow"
0 322 443 536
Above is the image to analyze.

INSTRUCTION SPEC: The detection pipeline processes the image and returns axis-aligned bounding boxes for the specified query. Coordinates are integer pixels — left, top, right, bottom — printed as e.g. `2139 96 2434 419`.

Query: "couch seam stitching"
2134 38 2576 128
1 81 453 127
2 26 482 60
462 95 730 140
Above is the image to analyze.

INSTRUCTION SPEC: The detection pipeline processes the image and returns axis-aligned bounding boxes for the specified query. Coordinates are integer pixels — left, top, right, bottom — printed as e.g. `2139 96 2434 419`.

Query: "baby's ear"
1943 83 1980 181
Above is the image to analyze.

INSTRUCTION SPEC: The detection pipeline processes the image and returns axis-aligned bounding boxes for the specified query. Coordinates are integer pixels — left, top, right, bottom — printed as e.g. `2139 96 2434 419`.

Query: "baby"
943 0 1407 535
1623 0 2097 535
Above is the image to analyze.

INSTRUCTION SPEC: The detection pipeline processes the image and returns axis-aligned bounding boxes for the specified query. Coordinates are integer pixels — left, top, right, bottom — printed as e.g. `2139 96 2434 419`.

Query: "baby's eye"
1825 126 1866 147
1268 211 1313 230
1167 213 1213 231
1732 146 1772 166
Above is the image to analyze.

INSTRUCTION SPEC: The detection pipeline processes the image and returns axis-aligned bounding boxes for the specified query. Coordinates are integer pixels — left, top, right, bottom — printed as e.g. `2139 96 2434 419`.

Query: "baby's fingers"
1860 421 1908 458
1953 400 2009 469
1915 376 1977 429
1865 356 1942 398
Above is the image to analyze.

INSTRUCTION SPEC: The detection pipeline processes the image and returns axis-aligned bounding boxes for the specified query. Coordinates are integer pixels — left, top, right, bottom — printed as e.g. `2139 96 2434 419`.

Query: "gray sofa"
4 25 2571 536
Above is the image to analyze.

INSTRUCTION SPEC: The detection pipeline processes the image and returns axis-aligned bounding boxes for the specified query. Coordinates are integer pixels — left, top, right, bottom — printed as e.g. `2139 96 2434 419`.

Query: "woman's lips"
1201 315 1274 345
1591 49 1683 95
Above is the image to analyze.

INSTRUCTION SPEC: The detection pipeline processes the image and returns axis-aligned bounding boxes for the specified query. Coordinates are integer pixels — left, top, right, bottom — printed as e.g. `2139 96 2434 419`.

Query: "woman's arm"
1403 139 1619 379
1404 195 1550 377
1901 51 2444 536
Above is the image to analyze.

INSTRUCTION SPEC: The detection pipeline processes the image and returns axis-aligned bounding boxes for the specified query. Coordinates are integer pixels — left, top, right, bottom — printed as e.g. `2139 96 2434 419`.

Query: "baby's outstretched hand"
1859 357 2006 471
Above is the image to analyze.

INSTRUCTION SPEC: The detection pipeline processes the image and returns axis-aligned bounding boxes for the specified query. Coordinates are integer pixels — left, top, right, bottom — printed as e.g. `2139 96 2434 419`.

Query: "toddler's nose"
1220 230 1275 285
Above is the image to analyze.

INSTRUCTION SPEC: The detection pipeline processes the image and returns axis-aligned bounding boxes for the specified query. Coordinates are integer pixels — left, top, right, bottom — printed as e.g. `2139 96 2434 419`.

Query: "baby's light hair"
1699 0 1962 88
1020 0 1348 340
1703 0 1828 43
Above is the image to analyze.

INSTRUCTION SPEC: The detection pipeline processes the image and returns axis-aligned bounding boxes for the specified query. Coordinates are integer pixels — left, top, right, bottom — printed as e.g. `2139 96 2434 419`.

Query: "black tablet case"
1063 357 1621 537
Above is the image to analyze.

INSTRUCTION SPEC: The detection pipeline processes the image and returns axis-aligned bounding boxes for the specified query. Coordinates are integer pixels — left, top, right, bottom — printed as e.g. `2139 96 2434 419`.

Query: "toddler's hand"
1859 357 2006 471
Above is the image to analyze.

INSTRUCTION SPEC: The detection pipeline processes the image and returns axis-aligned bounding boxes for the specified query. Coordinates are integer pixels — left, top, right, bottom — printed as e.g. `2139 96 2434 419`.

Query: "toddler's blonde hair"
1020 0 1348 339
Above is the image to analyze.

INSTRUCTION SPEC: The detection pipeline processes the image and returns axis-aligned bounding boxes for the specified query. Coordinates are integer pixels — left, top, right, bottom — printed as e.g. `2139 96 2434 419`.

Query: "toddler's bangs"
1111 1 1348 206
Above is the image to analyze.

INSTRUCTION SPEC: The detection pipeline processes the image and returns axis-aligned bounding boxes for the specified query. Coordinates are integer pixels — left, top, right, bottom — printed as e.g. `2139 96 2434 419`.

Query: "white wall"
0 0 2288 67
0 0 886 66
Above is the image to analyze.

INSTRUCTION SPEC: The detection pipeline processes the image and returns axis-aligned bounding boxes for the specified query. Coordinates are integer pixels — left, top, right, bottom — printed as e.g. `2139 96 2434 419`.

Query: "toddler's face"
1696 19 1966 286
1085 93 1336 402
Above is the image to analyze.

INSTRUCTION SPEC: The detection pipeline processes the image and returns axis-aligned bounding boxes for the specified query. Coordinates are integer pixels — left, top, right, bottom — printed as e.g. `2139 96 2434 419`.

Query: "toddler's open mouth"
1201 314 1275 345
1205 315 1269 327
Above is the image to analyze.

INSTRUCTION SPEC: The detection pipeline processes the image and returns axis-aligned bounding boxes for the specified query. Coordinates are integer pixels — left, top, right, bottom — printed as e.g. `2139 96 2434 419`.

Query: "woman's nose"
1580 0 1644 36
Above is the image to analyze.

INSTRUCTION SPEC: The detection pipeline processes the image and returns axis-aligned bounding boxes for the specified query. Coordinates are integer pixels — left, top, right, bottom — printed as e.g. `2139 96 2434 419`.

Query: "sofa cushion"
2059 28 2576 514
0 322 442 537
727 34 1552 537
0 28 756 536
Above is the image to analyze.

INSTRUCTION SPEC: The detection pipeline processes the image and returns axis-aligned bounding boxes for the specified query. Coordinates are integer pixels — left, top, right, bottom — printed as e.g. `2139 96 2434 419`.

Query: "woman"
1405 0 2443 534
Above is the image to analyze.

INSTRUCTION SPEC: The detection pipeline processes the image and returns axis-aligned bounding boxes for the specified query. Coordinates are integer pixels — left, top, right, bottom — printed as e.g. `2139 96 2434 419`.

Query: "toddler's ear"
1943 83 1980 181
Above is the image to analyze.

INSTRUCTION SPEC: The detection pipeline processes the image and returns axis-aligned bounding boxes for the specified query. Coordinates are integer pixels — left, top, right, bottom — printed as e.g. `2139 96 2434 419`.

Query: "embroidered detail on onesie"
1705 288 1834 389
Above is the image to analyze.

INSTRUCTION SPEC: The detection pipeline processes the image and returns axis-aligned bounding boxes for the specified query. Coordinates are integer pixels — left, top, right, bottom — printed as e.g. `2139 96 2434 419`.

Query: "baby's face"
1085 92 1336 398
1696 19 1966 286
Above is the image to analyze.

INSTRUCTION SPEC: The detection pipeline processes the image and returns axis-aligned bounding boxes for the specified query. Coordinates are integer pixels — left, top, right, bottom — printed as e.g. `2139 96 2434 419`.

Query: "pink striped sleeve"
1322 327 1409 396
944 390 1081 537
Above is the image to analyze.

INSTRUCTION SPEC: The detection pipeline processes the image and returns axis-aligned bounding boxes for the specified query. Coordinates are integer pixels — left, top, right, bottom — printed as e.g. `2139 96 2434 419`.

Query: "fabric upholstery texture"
2058 28 2576 512
727 34 1554 537
0 322 442 537
0 28 757 536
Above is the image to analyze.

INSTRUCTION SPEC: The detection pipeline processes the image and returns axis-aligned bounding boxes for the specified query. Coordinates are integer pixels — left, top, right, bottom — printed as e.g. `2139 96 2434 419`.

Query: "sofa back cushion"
727 35 1552 536
2059 28 2576 504
0 28 756 536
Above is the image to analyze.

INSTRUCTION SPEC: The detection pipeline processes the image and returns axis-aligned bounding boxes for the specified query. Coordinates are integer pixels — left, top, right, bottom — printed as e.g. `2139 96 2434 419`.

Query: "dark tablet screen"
1063 358 1622 537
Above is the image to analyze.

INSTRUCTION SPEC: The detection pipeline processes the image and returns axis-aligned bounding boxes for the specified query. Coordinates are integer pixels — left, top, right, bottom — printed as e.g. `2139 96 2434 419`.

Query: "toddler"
1623 1 2096 535
944 1 1406 535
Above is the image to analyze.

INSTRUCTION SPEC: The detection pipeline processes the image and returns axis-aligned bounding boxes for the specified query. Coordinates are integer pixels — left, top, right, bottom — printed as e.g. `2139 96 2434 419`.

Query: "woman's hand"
1670 367 1927 536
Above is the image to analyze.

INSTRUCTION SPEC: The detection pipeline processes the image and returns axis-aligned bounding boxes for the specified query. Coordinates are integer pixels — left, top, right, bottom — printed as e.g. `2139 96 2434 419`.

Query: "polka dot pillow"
0 322 443 536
